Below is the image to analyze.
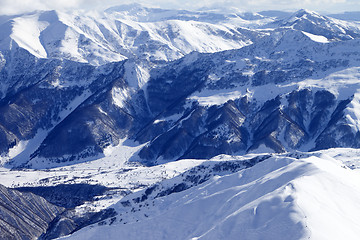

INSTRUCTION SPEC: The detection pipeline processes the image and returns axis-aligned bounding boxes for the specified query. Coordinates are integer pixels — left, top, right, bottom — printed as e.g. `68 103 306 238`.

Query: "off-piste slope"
62 154 360 240
0 4 267 65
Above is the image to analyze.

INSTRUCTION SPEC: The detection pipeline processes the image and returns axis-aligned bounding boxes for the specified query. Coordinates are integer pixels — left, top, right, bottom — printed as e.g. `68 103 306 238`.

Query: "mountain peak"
38 10 60 22
286 9 325 23
278 8 360 41
295 9 319 17
104 3 147 13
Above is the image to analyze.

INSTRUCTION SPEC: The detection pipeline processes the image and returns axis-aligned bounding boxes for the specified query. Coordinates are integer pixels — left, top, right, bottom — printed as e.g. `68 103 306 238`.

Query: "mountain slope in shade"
0 184 64 240
133 32 360 163
61 154 360 240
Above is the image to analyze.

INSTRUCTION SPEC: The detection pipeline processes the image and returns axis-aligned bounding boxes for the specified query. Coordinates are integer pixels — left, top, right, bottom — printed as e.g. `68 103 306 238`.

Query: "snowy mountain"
0 7 359 167
60 152 360 240
1 5 360 240
275 9 360 40
0 5 267 65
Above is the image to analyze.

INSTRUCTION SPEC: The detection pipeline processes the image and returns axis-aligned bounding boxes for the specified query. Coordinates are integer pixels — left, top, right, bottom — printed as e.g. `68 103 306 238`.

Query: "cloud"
0 0 126 15
0 0 78 15
0 0 358 15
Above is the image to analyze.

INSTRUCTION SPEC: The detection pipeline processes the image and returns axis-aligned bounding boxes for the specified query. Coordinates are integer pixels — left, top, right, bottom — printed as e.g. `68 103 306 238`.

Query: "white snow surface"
2 145 360 239
344 91 360 132
60 151 360 240
293 67 360 99
0 7 258 65
188 90 244 106
112 87 131 109
188 67 360 108
0 139 206 211
10 14 48 58
301 31 329 43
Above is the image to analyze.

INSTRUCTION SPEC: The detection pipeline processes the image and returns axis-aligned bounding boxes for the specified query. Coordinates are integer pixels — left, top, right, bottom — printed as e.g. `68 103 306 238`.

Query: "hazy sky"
0 0 359 15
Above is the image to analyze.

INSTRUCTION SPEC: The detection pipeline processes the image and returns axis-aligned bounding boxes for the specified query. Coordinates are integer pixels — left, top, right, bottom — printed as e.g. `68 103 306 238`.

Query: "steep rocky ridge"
0 184 64 240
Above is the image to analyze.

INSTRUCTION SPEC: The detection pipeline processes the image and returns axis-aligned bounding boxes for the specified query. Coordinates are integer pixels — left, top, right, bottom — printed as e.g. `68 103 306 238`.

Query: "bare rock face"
0 184 64 240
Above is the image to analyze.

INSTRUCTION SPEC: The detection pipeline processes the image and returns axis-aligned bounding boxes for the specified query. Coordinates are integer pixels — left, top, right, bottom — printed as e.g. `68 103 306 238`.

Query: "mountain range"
0 4 360 240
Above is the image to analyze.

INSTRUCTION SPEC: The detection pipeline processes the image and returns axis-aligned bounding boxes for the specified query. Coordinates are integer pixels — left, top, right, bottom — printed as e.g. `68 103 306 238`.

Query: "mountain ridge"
0 7 359 168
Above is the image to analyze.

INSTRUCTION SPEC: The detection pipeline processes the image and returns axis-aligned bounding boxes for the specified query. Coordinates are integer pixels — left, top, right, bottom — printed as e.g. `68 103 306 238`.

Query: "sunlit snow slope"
0 4 265 65
62 154 360 240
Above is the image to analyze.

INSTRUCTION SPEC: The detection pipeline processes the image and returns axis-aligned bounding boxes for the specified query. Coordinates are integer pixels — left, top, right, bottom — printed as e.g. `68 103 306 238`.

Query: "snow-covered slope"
268 9 360 41
61 152 360 240
0 5 266 65
1 7 359 66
